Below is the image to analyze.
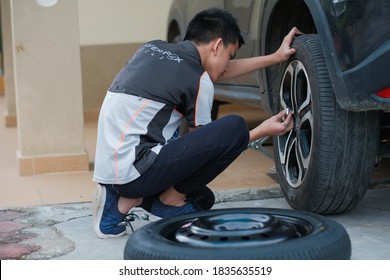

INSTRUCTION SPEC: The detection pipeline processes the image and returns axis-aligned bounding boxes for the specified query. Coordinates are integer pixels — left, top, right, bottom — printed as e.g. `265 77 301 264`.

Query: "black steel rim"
159 212 313 248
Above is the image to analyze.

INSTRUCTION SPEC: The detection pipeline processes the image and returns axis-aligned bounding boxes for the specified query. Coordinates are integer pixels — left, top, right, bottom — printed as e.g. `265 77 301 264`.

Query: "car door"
184 0 224 25
223 0 257 87
184 0 257 87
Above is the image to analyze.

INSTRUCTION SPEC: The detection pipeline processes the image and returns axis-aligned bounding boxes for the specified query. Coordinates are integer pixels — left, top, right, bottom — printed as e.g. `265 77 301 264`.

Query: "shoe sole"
93 184 127 239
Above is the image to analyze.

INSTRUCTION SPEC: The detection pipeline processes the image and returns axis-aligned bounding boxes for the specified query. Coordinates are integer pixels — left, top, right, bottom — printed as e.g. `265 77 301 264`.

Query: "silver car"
167 0 390 214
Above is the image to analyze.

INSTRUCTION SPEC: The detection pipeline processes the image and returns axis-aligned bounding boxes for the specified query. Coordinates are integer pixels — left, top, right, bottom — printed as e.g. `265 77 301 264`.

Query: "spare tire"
124 208 351 260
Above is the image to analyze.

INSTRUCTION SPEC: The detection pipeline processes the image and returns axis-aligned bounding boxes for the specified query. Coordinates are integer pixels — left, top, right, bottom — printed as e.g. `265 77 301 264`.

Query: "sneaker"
93 184 127 238
150 197 202 219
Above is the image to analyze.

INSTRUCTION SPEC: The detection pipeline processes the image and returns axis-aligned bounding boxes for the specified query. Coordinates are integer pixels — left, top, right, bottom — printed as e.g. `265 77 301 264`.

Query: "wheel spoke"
297 110 313 170
279 64 294 110
279 129 294 165
285 137 303 187
294 62 311 113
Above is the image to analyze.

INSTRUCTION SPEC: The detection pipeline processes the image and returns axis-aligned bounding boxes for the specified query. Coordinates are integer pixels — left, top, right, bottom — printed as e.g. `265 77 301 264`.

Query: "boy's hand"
249 109 294 142
274 27 303 63
262 109 294 136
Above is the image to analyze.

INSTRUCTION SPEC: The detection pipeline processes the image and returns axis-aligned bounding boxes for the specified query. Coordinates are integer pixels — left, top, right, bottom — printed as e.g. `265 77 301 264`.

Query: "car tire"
123 208 351 260
272 34 380 214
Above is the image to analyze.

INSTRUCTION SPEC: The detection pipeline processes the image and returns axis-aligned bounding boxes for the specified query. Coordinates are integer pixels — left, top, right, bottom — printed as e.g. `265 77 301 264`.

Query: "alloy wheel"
277 60 313 188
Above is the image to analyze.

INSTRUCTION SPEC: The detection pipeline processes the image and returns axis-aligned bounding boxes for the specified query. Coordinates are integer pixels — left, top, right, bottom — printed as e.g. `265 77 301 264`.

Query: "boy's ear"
212 38 224 56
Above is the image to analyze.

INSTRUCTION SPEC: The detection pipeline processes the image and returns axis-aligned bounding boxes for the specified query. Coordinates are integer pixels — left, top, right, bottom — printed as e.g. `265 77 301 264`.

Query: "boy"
93 8 300 238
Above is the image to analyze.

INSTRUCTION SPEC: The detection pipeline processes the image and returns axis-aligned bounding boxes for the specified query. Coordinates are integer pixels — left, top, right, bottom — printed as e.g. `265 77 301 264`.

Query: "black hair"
184 7 245 48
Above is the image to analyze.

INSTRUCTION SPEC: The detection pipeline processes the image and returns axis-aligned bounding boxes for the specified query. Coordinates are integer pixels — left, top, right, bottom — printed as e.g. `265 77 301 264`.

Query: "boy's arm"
217 27 302 81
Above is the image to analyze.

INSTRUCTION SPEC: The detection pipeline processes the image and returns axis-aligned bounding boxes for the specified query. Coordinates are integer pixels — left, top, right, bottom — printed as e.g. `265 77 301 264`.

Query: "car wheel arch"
167 20 181 43
261 1 317 104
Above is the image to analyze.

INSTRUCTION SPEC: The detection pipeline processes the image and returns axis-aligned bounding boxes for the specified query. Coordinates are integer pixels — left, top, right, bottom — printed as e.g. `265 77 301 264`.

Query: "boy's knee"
227 114 246 128
228 115 248 133
223 115 249 146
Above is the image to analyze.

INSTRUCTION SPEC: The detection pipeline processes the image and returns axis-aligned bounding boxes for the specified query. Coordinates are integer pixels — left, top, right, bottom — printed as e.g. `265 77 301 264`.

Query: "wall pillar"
11 0 88 175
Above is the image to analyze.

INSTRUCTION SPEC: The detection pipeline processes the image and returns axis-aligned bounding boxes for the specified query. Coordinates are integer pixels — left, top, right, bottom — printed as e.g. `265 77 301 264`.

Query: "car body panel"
167 0 390 112
320 0 390 110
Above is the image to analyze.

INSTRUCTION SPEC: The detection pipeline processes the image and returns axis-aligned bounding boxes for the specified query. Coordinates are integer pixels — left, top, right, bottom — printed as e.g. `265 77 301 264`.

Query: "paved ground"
1 184 389 260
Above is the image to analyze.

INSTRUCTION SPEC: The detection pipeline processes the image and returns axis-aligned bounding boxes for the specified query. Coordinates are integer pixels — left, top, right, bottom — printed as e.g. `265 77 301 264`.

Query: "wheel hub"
164 213 312 248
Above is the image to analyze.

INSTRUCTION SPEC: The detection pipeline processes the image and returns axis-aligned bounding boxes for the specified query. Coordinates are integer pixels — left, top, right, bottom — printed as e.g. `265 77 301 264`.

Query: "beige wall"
77 0 174 120
77 0 173 45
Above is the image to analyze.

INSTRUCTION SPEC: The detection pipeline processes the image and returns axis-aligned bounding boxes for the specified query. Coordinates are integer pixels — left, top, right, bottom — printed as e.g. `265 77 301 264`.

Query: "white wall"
77 0 173 45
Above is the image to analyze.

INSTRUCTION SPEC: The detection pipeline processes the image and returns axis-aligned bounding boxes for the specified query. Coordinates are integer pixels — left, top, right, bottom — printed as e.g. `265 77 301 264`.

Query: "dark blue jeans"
107 115 249 208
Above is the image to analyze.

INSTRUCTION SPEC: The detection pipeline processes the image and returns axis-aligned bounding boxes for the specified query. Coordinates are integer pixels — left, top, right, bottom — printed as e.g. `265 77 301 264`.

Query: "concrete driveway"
2 183 386 260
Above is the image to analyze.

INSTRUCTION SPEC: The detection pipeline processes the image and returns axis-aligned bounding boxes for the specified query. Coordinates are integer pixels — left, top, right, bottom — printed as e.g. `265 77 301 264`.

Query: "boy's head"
184 8 245 48
184 8 244 81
